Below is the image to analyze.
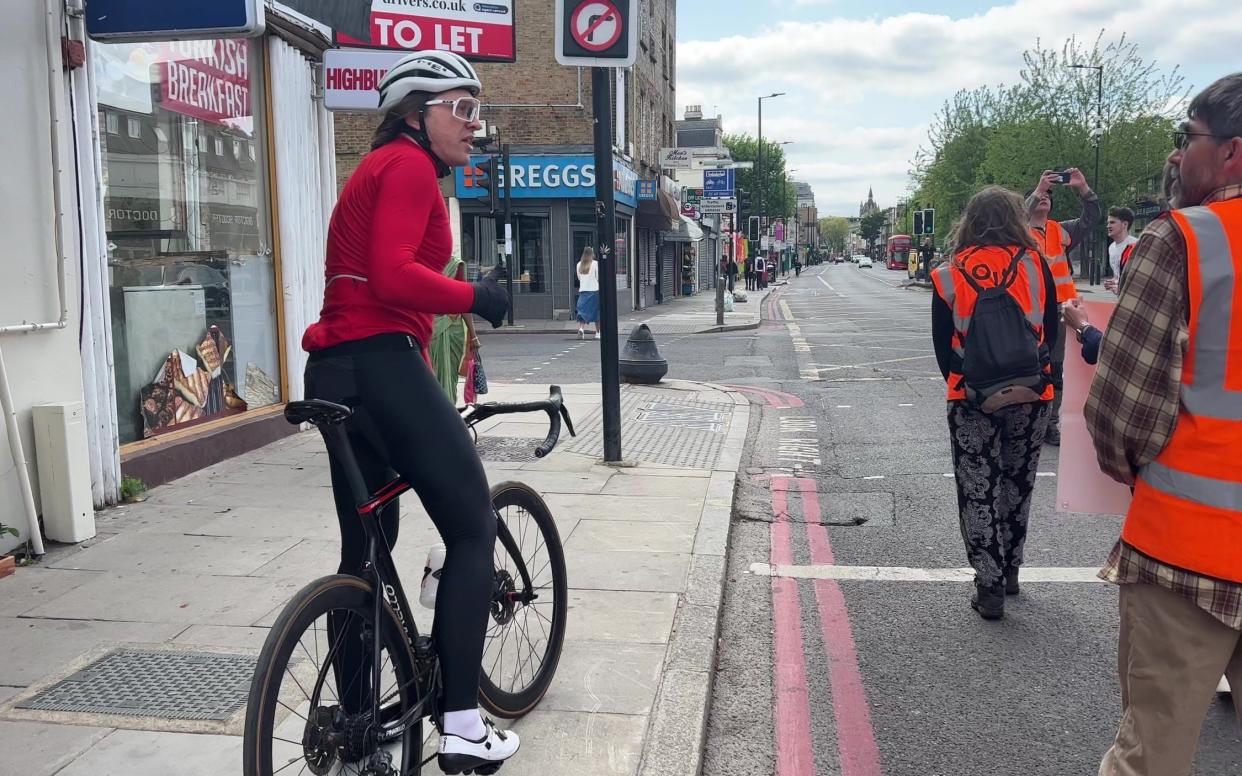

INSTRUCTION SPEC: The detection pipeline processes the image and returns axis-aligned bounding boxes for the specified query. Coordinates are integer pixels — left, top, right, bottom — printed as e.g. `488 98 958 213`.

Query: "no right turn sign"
555 0 637 67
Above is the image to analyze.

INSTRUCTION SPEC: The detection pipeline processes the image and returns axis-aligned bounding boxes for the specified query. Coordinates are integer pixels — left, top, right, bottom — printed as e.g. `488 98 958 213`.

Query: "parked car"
856 255 873 269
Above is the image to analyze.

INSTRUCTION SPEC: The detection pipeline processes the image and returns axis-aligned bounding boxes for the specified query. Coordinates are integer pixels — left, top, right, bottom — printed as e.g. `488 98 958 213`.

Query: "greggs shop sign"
455 155 638 208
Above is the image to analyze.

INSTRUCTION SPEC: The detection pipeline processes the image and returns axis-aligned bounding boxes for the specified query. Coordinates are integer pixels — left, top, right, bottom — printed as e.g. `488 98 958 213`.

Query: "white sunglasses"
425 96 482 123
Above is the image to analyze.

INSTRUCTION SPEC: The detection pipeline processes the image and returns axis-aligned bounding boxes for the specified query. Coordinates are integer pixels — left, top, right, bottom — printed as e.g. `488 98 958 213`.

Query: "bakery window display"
138 325 262 438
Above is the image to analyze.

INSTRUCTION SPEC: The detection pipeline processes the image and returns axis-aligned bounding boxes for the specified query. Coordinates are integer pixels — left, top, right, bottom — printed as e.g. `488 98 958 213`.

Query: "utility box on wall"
32 402 96 543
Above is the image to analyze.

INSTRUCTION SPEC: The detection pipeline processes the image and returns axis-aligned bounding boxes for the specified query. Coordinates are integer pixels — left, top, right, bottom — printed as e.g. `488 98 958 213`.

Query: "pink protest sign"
1056 298 1134 516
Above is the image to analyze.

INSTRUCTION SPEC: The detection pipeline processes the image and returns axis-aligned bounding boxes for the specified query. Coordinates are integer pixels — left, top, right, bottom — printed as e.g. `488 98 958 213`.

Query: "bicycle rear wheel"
479 481 568 718
243 574 423 776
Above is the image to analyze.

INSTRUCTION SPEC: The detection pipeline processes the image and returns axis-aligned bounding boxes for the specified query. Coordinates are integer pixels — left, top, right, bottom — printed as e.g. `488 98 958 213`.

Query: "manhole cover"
17 649 255 721
475 435 546 462
633 402 728 433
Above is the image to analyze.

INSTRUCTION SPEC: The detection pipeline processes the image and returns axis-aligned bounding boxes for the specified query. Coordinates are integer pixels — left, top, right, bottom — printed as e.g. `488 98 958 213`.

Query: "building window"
248 142 256 161
233 139 242 158
127 117 142 139
94 37 282 445
105 112 119 134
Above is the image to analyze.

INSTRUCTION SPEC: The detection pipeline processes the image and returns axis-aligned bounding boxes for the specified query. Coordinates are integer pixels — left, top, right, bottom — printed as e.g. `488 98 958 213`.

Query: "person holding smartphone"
1026 168 1101 445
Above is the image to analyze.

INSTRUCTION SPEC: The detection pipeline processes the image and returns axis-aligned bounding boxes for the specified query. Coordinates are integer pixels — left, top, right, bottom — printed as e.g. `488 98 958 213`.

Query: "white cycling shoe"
438 718 519 775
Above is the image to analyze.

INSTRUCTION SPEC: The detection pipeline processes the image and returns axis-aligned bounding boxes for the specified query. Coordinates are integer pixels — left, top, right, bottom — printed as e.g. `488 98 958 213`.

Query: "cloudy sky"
675 0 1242 216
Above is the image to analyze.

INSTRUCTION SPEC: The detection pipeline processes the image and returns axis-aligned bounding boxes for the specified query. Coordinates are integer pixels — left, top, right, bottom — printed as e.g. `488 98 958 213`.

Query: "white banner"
322 48 404 111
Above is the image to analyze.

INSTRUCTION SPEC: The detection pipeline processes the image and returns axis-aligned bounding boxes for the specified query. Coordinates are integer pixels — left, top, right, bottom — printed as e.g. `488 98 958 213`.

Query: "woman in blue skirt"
575 247 601 339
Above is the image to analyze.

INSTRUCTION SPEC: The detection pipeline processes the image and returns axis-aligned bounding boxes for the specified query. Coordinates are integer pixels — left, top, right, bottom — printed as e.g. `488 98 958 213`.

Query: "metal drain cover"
17 648 255 721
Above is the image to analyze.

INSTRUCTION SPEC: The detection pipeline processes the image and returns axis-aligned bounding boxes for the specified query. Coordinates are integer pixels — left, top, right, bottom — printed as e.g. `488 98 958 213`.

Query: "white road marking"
863 475 885 480
943 473 955 477
748 563 1105 583
818 276 836 291
835 405 851 409
1036 472 1057 477
898 403 914 407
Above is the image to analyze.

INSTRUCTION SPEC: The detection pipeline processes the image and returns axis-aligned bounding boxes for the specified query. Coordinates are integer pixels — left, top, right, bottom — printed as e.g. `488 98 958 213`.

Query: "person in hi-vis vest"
1087 72 1242 775
1026 168 1101 446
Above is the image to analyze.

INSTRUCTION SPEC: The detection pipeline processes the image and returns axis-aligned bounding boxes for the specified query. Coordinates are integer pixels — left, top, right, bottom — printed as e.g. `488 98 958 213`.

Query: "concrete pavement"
0 380 749 776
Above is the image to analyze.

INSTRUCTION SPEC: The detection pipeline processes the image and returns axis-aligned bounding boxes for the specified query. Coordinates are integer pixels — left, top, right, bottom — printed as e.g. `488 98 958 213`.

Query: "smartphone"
1056 170 1073 184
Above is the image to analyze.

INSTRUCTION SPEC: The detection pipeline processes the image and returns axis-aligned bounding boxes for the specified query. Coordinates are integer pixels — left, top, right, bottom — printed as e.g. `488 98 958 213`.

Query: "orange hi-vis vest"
1122 199 1242 583
931 246 1055 402
1033 220 1078 303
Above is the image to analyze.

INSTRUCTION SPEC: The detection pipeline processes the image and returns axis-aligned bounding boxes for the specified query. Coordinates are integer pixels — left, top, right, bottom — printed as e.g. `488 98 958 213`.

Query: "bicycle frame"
302 387 575 771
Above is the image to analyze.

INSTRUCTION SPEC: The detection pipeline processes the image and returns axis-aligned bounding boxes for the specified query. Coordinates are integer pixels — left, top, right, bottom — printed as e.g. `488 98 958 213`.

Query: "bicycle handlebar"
463 386 576 458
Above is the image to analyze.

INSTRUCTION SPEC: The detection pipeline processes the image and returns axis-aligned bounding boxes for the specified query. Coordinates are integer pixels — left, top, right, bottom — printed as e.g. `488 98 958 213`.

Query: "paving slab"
46 532 300 576
0 720 112 776
565 519 696 554
565 590 678 644
498 709 648 776
566 549 690 593
0 618 185 686
172 625 271 650
0 568 102 617
543 493 705 523
539 640 666 715
54 729 242 776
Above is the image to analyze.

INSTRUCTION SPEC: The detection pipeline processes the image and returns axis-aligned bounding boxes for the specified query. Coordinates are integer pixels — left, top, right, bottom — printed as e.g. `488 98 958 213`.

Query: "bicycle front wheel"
480 481 569 718
243 574 422 776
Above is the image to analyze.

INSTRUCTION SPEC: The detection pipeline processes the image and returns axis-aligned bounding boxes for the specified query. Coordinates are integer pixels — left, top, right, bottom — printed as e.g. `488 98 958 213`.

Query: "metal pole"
592 67 622 462
756 97 763 238
1093 66 1103 286
502 141 514 325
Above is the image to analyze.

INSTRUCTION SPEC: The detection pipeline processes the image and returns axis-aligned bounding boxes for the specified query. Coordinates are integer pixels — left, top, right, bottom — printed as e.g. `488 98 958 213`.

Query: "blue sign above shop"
637 180 658 201
85 0 265 41
703 168 735 198
456 154 638 208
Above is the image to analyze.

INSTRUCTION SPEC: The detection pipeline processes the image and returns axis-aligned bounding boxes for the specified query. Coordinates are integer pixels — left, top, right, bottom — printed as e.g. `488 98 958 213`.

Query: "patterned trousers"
947 400 1051 588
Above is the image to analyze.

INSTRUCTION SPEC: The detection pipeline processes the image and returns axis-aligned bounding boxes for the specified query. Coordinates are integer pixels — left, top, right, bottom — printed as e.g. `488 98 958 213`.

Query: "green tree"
859 211 887 251
819 216 851 253
723 133 794 222
910 32 1186 246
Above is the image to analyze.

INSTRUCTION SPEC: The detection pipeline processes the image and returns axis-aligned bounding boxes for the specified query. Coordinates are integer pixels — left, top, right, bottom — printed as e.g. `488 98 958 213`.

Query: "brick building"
332 1 680 319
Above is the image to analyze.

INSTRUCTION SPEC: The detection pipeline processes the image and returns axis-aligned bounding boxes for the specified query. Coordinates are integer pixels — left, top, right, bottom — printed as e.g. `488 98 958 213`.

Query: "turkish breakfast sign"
159 40 252 125
338 0 516 62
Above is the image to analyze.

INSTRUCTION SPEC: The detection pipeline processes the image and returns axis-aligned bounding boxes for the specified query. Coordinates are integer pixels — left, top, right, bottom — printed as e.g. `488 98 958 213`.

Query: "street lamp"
787 168 799 274
755 92 785 240
1070 62 1104 285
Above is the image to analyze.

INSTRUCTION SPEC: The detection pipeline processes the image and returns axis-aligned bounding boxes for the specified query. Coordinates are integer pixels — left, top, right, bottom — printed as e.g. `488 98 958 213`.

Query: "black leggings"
305 335 496 713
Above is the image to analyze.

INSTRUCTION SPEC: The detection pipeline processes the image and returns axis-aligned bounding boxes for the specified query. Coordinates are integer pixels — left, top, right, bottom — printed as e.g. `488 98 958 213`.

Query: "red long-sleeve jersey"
302 138 475 353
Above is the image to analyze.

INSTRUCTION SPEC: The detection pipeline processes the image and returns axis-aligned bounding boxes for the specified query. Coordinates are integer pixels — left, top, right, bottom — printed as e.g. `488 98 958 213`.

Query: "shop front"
88 14 338 489
455 150 640 320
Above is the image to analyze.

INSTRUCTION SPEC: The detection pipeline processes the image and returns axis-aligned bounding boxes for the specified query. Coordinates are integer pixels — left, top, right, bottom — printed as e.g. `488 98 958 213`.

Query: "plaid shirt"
1087 184 1242 630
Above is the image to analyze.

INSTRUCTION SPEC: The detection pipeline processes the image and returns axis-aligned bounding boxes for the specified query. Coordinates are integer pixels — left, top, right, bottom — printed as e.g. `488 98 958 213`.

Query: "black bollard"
618 324 669 384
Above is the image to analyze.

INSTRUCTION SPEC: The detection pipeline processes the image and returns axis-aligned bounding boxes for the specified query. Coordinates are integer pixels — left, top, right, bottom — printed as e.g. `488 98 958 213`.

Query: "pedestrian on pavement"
1105 206 1139 294
754 255 766 290
745 255 755 290
728 254 739 292
931 186 1059 620
428 253 479 403
1086 72 1242 775
1026 168 1101 446
575 246 601 339
301 49 520 770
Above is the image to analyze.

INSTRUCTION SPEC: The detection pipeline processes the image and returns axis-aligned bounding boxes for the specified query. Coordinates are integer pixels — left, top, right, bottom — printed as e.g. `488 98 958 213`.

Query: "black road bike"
243 387 575 776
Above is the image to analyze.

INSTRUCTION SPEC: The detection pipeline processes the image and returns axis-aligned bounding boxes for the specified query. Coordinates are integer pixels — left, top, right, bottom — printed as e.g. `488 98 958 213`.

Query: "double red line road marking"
768 477 883 775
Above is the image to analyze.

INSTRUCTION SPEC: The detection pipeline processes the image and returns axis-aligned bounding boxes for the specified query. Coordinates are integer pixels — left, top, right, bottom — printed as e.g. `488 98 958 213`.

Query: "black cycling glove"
470 265 510 328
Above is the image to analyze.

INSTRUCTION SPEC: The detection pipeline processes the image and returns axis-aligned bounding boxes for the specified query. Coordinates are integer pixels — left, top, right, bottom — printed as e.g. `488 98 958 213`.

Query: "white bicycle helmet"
377 50 482 112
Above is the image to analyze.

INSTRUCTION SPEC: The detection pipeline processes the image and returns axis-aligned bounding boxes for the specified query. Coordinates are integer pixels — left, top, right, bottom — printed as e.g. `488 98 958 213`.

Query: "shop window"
105 111 119 134
127 116 142 139
94 37 282 444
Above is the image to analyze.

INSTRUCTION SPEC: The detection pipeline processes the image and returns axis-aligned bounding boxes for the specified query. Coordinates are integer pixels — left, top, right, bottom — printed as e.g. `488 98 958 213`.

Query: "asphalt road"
479 263 1241 776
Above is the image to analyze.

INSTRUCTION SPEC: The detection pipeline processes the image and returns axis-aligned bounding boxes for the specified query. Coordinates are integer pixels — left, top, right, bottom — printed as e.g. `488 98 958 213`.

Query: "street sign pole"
592 67 622 462
502 142 514 325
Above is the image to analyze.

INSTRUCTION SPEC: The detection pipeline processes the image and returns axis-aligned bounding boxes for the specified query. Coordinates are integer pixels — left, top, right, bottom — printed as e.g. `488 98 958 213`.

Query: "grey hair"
1187 72 1242 139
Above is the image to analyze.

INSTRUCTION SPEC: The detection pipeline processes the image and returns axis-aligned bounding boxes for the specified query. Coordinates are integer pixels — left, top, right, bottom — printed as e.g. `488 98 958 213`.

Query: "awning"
636 189 680 230
663 214 705 243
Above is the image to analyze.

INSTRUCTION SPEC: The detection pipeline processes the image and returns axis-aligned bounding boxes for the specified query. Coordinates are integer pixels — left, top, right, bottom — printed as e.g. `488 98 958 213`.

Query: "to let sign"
337 0 516 62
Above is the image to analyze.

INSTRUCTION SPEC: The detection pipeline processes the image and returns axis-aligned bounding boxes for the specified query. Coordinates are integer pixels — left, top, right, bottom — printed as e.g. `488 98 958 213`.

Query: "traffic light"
913 210 924 236
923 208 935 235
474 155 500 215
748 215 760 242
738 188 751 217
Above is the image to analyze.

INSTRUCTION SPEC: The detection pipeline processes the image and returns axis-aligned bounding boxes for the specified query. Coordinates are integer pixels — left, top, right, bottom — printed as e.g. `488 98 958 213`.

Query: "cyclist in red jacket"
302 50 516 773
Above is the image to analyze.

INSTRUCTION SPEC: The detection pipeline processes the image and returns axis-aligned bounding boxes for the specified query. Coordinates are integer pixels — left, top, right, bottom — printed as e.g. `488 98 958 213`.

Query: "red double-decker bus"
887 234 913 270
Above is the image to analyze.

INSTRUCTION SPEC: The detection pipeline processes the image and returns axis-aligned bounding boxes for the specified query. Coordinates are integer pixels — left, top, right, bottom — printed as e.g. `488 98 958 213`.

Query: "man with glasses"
1086 72 1242 775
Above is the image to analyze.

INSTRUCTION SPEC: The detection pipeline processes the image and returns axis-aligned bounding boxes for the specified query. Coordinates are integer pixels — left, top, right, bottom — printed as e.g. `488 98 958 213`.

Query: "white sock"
443 709 487 741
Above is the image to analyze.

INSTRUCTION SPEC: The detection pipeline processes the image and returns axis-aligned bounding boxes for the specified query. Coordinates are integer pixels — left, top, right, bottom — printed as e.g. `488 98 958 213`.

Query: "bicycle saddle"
285 399 354 427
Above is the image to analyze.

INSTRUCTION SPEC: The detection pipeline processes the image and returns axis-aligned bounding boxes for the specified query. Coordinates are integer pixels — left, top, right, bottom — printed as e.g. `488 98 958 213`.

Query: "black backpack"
953 249 1049 412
